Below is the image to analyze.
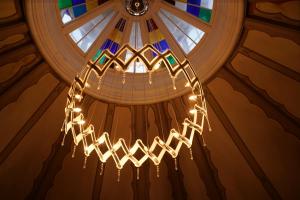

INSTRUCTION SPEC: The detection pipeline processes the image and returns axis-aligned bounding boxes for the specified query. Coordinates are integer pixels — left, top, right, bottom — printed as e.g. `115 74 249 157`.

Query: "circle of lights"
61 44 211 172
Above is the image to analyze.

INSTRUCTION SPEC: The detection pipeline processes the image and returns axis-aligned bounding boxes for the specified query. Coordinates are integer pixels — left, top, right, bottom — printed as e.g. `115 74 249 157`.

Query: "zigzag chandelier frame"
61 44 211 178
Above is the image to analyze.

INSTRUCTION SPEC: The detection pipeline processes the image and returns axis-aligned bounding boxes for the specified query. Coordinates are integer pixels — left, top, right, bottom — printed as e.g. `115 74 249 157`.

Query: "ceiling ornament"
126 0 149 16
61 44 211 182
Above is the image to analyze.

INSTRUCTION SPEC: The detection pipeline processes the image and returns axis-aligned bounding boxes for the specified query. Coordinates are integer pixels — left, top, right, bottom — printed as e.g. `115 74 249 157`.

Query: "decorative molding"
244 18 300 45
131 105 150 200
0 43 40 67
219 65 300 140
0 0 23 25
171 97 226 200
247 1 300 27
0 44 42 95
204 86 282 200
0 62 50 110
238 46 300 82
92 103 115 200
151 103 187 200
0 22 29 54
0 82 66 166
26 95 94 200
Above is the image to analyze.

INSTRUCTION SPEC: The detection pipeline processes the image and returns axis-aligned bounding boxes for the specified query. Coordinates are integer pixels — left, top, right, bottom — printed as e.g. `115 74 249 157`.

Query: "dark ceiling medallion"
126 0 149 16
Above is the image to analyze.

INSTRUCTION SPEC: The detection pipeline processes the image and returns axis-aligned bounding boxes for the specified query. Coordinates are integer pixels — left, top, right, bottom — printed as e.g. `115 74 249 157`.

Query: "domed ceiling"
0 0 300 200
26 0 243 104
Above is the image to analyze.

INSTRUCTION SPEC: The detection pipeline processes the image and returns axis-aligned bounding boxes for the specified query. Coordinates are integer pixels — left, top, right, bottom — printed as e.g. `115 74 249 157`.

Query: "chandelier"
61 44 211 182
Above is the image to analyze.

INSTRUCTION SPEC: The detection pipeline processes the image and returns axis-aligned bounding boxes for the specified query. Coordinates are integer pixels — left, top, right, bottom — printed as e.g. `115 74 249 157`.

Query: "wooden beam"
92 103 115 200
26 95 94 200
0 62 50 110
205 86 282 200
219 66 300 140
171 97 226 200
131 105 150 200
0 82 66 165
238 46 300 82
151 103 187 200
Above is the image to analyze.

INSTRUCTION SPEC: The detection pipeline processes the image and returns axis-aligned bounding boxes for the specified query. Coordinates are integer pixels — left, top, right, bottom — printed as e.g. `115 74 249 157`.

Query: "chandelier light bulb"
75 94 82 100
189 95 197 101
189 109 197 114
153 62 161 70
77 120 86 125
73 107 82 113
185 82 191 87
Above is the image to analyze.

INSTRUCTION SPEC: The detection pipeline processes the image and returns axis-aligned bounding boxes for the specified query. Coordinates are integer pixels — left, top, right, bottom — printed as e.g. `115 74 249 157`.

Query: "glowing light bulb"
115 65 121 71
185 82 191 87
75 94 82 100
188 95 197 101
189 109 197 114
85 82 91 88
73 107 82 113
98 137 105 144
153 62 160 70
77 120 86 125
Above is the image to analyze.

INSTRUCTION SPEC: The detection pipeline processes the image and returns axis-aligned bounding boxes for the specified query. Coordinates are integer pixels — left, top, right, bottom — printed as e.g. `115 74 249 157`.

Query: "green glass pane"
92 50 102 62
167 55 176 65
98 55 107 65
199 8 212 23
58 0 72 9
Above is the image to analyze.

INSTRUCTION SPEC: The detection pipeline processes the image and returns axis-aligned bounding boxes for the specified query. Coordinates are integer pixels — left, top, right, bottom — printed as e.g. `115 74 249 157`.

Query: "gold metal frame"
61 44 211 172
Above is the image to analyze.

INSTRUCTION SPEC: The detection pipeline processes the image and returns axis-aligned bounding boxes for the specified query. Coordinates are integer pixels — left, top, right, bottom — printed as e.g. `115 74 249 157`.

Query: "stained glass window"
69 9 115 53
163 0 213 23
159 9 205 54
93 18 127 64
146 18 170 54
126 22 147 73
58 0 109 24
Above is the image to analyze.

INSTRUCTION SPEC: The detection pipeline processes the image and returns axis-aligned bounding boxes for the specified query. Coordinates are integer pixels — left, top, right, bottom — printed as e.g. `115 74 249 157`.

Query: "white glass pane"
69 9 112 44
160 9 204 44
129 22 143 49
127 22 145 73
158 10 199 54
77 10 115 52
201 0 214 9
175 2 187 11
61 9 74 24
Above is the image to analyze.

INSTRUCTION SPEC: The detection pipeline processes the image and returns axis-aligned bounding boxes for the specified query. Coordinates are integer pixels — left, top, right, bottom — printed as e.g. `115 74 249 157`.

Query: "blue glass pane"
72 0 85 5
73 4 87 17
187 5 200 17
159 40 169 52
188 0 201 5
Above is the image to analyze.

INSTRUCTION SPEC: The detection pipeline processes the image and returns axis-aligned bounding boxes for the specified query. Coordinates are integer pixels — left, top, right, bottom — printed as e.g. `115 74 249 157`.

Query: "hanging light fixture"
61 44 211 181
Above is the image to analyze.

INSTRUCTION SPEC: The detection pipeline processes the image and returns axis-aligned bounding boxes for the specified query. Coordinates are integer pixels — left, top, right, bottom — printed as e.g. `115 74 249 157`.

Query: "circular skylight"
26 0 244 104
57 0 213 73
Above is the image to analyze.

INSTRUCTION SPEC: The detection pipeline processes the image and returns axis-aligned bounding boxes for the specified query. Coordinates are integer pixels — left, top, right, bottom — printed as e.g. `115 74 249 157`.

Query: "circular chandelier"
61 44 211 181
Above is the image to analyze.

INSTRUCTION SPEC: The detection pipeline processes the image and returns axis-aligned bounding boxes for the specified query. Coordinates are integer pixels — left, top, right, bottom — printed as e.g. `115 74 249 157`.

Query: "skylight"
58 0 109 24
126 22 147 73
163 0 214 23
69 9 115 52
158 9 205 54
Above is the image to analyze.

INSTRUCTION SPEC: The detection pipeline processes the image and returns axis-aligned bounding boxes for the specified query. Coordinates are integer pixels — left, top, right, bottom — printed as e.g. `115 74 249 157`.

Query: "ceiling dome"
1 0 300 200
26 0 244 104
